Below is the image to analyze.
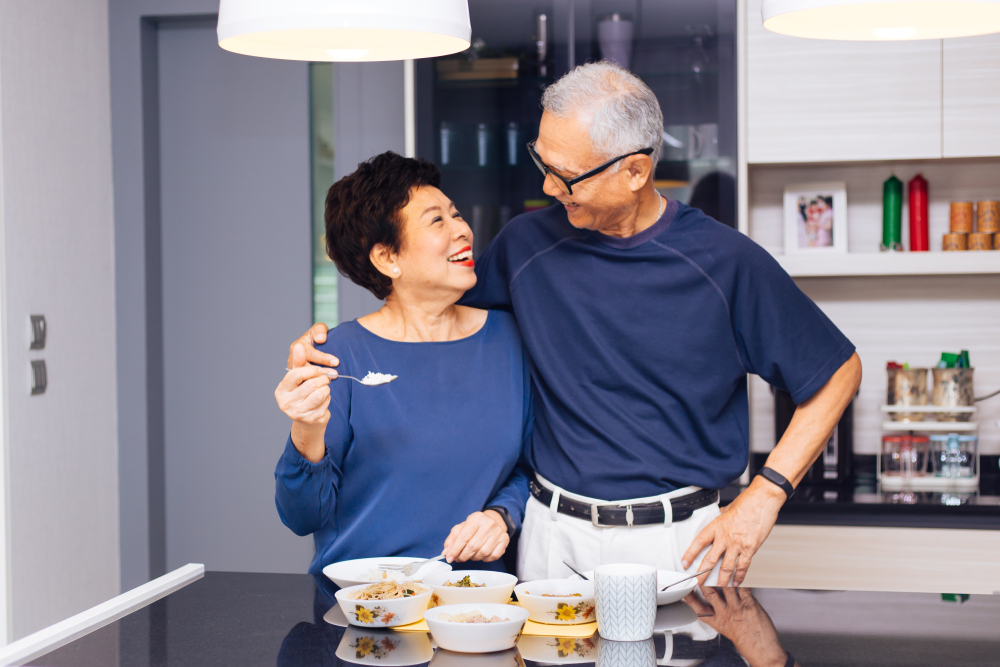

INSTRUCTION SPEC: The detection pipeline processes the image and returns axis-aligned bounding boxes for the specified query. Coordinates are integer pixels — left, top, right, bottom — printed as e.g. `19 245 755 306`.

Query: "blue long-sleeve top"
275 310 533 577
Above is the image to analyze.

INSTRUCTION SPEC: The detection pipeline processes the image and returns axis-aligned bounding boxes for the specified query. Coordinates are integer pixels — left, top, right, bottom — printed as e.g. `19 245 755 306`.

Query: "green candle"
882 175 903 251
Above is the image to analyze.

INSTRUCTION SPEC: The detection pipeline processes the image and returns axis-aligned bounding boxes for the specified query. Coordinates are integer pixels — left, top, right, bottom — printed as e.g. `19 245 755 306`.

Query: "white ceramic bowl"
429 647 524 667
424 603 529 653
576 569 697 606
334 582 432 628
323 556 452 589
516 634 599 664
335 625 434 665
513 579 596 625
422 570 518 607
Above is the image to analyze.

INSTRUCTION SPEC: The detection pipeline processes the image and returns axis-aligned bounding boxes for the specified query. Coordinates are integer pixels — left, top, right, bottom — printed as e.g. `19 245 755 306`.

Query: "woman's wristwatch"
485 506 516 537
756 467 795 499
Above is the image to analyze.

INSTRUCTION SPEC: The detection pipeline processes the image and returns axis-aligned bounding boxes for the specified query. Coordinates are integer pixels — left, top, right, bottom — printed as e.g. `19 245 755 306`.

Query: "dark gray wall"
111 3 409 590
157 20 314 573
332 62 404 322
111 1 314 590
111 0 215 595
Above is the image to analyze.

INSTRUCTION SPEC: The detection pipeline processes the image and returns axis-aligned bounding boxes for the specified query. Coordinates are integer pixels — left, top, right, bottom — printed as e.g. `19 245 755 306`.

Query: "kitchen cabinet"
416 0 739 255
747 0 942 164
943 33 1000 158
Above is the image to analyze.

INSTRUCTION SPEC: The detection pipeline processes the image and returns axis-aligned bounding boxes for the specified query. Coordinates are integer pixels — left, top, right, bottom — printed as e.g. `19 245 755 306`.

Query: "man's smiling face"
534 110 648 233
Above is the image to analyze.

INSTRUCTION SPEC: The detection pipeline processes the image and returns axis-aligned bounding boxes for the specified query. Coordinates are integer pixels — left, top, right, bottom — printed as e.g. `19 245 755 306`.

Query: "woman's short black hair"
325 151 441 300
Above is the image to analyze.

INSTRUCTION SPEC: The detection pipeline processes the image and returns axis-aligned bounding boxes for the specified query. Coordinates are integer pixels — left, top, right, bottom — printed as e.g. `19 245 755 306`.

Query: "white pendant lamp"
217 0 471 61
762 0 1000 40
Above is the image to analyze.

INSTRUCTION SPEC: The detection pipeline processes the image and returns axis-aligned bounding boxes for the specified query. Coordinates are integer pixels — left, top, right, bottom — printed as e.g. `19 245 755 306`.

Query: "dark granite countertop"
28 572 1000 667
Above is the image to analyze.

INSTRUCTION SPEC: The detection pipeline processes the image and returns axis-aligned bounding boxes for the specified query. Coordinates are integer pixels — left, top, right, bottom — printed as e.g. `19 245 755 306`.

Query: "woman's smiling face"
390 185 477 299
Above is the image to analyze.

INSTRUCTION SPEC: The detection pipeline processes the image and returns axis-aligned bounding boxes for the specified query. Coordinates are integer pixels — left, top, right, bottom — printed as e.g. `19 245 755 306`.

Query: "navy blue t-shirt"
274 311 532 577
460 200 855 500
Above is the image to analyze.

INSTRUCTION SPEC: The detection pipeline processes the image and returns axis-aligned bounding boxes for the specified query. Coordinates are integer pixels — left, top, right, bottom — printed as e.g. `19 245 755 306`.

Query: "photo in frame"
783 182 848 254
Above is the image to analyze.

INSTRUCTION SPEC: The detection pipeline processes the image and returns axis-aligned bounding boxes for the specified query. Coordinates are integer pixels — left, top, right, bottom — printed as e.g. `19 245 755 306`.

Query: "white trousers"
517 475 724 586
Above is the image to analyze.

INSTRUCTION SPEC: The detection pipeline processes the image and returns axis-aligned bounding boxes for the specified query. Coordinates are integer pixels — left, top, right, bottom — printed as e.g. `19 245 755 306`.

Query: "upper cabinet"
747 0 942 164
943 33 1000 158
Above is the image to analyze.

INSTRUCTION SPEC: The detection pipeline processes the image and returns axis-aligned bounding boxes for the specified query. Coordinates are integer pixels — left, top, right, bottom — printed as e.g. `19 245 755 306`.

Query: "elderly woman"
273 152 531 579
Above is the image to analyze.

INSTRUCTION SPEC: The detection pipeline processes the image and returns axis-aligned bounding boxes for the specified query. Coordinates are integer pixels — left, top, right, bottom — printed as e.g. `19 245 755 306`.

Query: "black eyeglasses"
526 140 654 195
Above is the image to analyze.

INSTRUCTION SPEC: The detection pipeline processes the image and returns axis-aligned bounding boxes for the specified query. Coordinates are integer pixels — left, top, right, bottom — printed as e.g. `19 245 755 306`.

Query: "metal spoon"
660 567 713 591
379 554 446 577
285 368 397 386
563 561 589 580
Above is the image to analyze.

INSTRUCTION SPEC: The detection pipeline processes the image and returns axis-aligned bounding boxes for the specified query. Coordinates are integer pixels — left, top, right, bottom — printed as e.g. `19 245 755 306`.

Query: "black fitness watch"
757 467 795 499
485 506 517 537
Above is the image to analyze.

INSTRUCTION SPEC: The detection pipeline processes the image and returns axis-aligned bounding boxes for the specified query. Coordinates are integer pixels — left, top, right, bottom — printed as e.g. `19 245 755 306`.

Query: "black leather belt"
529 480 719 527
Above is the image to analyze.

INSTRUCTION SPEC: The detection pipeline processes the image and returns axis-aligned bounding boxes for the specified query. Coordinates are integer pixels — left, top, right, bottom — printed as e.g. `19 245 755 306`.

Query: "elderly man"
289 62 861 587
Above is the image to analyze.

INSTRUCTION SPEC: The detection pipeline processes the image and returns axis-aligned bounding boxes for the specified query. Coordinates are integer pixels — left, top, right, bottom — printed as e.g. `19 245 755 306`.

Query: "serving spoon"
285 367 397 386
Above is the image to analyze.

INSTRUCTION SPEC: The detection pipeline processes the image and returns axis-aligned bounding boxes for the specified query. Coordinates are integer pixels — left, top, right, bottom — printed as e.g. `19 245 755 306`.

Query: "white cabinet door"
943 33 1000 158
747 0 942 164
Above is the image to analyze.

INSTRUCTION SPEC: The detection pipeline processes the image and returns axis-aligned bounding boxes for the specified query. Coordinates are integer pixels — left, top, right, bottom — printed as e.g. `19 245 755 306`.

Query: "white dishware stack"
594 563 657 642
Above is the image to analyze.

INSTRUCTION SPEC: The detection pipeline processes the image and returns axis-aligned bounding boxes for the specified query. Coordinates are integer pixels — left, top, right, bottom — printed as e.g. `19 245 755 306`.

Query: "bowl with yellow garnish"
513 580 595 625
334 580 433 628
422 570 517 607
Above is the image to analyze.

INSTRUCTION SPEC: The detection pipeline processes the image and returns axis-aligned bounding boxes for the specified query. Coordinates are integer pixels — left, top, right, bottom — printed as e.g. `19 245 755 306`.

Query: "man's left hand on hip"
681 476 785 587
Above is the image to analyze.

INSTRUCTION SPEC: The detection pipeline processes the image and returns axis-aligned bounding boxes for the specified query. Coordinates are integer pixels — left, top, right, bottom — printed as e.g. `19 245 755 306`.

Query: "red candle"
908 174 929 252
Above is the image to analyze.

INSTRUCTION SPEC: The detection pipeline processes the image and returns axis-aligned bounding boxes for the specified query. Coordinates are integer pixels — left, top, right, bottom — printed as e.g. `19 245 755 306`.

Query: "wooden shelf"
774 251 1000 277
881 421 978 432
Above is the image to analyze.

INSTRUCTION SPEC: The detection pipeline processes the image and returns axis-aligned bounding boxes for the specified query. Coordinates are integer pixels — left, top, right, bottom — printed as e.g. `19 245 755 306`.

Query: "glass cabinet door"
416 0 738 256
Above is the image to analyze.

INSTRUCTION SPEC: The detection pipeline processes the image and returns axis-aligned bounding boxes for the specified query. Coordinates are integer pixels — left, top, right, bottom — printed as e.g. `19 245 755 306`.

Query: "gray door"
157 19 313 573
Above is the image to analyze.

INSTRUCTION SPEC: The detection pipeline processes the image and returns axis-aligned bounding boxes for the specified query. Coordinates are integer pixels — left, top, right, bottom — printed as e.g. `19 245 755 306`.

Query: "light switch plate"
29 315 46 350
30 360 46 395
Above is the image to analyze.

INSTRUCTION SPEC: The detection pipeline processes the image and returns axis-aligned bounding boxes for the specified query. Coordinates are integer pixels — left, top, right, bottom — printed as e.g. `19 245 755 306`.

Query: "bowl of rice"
424 603 529 653
323 556 452 589
334 580 433 628
421 570 517 607
513 580 595 625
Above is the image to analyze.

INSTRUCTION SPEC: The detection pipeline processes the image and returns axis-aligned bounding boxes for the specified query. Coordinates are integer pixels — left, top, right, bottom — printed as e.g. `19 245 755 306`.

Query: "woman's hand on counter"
442 510 510 563
287 323 340 370
276 344 333 463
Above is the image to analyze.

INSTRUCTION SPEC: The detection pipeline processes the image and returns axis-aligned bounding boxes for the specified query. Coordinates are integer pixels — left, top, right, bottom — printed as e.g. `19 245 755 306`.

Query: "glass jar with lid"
882 435 928 478
930 434 977 478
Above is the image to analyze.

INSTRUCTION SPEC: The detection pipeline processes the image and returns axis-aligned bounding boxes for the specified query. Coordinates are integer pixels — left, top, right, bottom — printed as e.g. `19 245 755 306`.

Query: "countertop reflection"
29 572 1000 667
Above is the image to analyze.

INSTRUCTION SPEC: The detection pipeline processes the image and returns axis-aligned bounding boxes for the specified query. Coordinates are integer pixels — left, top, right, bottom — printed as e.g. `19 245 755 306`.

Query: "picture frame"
783 181 848 254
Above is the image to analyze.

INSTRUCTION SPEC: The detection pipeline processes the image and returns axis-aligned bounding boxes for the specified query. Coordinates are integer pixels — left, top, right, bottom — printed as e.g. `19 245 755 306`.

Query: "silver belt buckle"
590 503 634 527
590 503 611 527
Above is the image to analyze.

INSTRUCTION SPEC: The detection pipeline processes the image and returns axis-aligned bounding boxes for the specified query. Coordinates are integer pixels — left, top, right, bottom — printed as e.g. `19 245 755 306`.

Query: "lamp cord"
974 387 1000 402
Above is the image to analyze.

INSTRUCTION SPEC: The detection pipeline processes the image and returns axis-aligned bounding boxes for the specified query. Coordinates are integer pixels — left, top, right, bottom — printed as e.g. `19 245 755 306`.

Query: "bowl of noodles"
334 580 433 628
422 570 518 607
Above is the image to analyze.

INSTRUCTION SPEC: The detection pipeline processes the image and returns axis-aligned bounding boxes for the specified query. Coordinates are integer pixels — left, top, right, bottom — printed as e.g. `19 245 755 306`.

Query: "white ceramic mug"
597 637 655 667
595 563 657 641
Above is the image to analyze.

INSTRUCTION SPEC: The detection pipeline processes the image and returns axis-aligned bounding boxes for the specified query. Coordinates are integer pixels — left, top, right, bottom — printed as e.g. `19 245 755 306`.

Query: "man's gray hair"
542 61 663 167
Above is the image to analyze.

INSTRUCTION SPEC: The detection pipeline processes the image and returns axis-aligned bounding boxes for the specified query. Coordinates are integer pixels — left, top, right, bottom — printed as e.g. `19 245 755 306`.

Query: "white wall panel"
943 33 1000 159
0 0 119 640
747 0 942 164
